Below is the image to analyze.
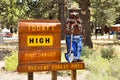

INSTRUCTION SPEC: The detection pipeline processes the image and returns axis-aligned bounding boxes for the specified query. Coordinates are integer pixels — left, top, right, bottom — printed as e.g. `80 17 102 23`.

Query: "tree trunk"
58 0 66 40
78 0 93 48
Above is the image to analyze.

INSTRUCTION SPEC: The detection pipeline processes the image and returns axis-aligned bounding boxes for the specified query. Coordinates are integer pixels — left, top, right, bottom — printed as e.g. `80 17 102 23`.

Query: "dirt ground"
0 68 89 80
0 59 89 80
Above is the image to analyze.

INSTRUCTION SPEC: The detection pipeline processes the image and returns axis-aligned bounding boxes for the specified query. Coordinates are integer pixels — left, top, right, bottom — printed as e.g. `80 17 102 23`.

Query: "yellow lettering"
24 51 57 60
37 25 41 31
32 26 36 31
28 24 55 32
63 64 68 69
41 27 46 31
26 63 84 71
28 65 49 71
27 35 53 46
38 66 43 70
71 64 83 69
46 26 49 31
43 65 49 70
28 66 34 71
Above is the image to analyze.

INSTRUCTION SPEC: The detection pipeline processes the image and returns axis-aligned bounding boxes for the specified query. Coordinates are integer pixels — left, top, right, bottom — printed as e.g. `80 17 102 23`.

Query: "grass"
82 44 120 80
4 50 18 72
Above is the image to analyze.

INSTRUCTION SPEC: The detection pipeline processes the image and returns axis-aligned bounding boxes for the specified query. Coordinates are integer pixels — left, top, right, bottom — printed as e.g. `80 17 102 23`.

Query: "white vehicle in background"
4 32 13 38
2 28 12 38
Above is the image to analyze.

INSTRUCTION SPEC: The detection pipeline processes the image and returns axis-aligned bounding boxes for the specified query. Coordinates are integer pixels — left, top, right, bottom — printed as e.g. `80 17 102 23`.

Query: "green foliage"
101 46 115 59
90 0 120 27
0 0 22 25
0 0 59 28
4 50 18 72
81 46 93 58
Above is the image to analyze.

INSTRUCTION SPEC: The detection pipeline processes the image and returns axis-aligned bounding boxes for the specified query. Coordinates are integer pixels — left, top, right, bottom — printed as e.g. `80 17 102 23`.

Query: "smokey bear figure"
63 9 85 63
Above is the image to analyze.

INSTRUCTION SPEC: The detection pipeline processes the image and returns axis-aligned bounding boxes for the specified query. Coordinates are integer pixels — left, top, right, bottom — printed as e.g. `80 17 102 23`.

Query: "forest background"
0 0 120 48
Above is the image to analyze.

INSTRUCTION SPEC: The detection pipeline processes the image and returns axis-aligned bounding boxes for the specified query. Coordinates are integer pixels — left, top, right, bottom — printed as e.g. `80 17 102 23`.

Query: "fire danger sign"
27 35 53 46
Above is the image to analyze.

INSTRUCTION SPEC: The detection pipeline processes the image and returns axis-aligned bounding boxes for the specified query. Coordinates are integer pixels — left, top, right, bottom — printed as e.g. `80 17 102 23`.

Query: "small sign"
17 62 85 72
27 35 53 46
19 50 61 64
18 20 61 67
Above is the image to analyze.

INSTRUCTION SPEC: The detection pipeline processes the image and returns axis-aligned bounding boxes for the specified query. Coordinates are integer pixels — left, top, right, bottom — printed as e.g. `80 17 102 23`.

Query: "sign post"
71 70 76 80
28 72 33 80
51 71 57 80
17 20 85 80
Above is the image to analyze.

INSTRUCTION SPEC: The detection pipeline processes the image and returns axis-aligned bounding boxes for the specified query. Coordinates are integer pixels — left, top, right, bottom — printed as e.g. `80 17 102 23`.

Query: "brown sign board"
17 62 85 72
18 20 61 64
17 20 85 73
19 50 61 64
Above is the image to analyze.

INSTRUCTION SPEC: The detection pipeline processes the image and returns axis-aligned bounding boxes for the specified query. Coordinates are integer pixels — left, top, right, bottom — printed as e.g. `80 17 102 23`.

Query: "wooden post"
51 71 57 80
28 72 33 80
71 70 76 80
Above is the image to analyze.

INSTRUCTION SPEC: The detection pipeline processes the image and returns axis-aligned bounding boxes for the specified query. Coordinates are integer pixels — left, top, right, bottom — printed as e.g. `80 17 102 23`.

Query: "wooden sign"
111 27 120 31
111 24 120 32
17 20 85 73
18 20 61 64
17 62 85 72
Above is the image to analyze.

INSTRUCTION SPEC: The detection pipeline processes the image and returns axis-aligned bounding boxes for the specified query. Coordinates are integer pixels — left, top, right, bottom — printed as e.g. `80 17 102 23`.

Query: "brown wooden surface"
111 27 120 31
51 71 57 80
18 20 61 67
28 72 33 80
17 62 85 72
71 70 76 80
19 50 61 64
18 20 61 33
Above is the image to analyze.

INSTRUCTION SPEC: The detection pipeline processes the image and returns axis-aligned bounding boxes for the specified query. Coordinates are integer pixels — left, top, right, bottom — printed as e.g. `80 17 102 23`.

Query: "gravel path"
0 71 89 80
0 71 73 80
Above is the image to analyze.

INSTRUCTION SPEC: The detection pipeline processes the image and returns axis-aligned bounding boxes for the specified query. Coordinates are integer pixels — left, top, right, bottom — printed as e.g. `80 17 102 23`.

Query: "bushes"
82 45 120 80
82 47 110 74
81 46 93 58
4 50 18 71
101 46 115 59
85 57 120 80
